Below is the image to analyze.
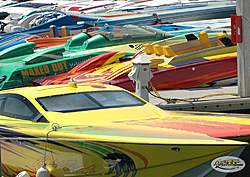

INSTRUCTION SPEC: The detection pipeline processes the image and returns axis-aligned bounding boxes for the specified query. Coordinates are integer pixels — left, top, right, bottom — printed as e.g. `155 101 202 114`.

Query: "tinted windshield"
91 25 167 42
36 91 145 112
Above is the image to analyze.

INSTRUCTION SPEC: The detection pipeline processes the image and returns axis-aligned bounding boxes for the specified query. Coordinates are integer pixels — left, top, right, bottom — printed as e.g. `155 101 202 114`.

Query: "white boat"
58 0 151 15
58 0 118 14
1 9 67 33
0 0 18 19
109 0 236 12
0 0 86 20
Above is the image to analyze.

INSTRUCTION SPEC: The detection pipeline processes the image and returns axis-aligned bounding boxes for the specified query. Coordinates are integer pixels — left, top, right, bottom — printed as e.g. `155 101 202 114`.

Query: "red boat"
33 32 237 91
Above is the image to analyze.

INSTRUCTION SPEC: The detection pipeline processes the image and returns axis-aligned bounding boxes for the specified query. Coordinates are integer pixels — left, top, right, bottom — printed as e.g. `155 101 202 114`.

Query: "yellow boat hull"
2 139 246 177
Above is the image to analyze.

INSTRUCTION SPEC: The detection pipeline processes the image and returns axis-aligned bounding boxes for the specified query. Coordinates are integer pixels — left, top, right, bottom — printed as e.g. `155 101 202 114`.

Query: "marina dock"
149 85 250 114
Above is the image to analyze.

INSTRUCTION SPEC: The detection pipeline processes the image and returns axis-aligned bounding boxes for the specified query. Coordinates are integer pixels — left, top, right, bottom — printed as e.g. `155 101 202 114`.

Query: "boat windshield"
91 24 171 43
36 90 145 112
12 2 57 8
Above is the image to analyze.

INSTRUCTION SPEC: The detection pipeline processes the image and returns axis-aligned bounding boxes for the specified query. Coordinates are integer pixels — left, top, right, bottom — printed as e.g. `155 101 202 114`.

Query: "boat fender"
16 171 30 177
36 166 50 177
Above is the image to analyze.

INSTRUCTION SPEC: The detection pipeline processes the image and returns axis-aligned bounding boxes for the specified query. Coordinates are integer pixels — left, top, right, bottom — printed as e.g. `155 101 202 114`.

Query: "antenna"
36 123 61 177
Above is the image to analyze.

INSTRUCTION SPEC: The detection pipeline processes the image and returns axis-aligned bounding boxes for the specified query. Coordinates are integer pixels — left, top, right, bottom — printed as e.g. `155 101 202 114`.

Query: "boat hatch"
23 47 65 65
0 42 36 59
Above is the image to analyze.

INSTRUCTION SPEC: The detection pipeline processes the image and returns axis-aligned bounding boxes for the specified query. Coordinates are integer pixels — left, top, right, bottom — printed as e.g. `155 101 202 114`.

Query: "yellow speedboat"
0 83 247 176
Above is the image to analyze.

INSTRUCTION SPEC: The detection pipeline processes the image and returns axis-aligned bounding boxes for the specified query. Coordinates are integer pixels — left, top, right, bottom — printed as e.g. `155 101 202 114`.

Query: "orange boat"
0 24 179 50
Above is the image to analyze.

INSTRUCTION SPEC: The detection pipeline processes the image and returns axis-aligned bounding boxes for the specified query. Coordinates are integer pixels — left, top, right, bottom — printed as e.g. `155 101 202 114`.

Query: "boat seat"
49 25 59 37
144 43 176 58
198 31 212 49
163 46 175 58
217 33 227 46
173 31 211 55
160 31 226 57
149 57 165 71
17 14 40 29
155 44 176 58
169 31 206 55
144 43 154 55
3 14 40 33
3 24 14 33
153 44 163 56
61 26 70 37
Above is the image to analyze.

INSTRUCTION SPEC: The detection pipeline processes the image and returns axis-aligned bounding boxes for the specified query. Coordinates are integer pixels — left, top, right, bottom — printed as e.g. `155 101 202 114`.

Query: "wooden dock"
149 85 250 114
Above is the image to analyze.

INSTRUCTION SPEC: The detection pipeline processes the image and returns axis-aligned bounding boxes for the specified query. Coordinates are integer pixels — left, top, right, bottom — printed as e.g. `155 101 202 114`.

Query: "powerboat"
0 0 85 20
33 31 237 91
0 83 247 176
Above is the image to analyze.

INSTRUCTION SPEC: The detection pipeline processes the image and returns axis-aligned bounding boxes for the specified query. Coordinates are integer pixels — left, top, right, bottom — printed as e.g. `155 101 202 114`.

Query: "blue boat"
0 2 235 37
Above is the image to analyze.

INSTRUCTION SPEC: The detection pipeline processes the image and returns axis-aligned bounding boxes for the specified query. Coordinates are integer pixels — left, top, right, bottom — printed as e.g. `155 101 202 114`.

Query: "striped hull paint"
34 53 237 92
115 55 237 91
0 125 247 177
